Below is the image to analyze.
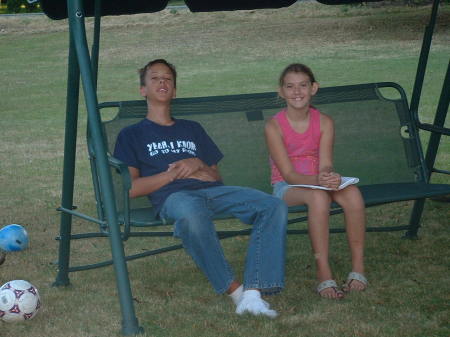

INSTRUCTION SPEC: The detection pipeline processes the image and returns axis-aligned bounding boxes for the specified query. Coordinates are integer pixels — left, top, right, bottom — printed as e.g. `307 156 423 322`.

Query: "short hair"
138 59 177 88
278 63 316 87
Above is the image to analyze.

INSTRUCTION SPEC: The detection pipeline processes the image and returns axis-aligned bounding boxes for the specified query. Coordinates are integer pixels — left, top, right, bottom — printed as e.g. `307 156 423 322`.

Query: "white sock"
228 285 244 305
235 290 278 318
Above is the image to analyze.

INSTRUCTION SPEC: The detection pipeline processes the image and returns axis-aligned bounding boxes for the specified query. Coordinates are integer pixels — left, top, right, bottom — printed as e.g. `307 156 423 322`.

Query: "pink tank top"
270 107 321 184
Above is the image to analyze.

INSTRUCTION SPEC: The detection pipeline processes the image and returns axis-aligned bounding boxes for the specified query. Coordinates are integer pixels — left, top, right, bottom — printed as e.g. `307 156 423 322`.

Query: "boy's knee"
173 211 211 239
272 196 288 214
263 195 288 223
257 194 287 212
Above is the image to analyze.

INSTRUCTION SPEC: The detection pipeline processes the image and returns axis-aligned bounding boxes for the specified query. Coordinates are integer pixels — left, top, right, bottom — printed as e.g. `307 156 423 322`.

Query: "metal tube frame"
405 0 449 239
52 0 448 333
53 33 80 287
55 0 143 334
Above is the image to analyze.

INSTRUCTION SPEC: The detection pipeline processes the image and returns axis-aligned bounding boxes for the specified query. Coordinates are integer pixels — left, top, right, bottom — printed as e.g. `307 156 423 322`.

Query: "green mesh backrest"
100 82 420 212
313 84 420 185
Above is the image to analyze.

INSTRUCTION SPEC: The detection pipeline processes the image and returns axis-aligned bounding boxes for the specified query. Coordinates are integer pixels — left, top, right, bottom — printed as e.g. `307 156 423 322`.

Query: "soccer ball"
0 280 41 322
0 224 29 252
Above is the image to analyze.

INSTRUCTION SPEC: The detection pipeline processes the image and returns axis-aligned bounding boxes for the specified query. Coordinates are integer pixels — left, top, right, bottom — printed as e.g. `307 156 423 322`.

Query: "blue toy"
0 224 29 252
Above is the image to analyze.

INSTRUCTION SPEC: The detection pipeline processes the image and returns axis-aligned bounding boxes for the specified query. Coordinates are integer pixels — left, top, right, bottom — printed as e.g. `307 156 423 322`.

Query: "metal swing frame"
45 0 449 334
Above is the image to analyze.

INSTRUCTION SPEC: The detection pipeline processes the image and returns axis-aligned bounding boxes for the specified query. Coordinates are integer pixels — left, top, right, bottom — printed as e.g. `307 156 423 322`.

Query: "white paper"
288 176 359 191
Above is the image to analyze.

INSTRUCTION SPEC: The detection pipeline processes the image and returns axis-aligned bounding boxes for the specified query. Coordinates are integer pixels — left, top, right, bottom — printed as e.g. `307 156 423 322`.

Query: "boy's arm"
128 159 222 198
169 158 222 182
128 166 179 198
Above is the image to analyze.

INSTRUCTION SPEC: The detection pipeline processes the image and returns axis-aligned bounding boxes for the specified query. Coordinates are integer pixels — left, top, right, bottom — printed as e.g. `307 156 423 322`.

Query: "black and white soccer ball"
0 280 41 322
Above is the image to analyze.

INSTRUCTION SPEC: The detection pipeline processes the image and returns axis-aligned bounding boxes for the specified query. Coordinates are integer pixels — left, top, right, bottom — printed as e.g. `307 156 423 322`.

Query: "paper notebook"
288 176 359 191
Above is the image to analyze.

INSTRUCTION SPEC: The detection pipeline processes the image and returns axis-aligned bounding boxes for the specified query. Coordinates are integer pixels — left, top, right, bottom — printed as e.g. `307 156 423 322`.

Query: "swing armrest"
107 155 133 238
417 122 450 136
416 123 450 177
108 155 132 190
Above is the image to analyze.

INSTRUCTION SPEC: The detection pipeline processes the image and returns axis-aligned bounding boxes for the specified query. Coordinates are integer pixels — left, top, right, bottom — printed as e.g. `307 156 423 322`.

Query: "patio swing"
39 0 449 335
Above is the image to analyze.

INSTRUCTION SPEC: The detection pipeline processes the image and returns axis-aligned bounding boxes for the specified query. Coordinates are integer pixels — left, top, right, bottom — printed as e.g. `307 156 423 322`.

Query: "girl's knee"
343 186 363 200
335 187 364 207
308 190 331 206
343 194 365 214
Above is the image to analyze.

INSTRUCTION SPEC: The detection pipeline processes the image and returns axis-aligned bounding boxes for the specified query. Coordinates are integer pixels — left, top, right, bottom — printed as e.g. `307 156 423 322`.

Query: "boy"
114 59 287 317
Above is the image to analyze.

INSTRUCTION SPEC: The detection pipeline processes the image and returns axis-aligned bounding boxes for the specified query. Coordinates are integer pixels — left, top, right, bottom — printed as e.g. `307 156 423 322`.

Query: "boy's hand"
167 158 205 179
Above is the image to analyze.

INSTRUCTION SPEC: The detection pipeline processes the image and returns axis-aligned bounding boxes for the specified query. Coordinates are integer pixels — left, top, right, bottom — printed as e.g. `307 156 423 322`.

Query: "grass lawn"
0 2 449 337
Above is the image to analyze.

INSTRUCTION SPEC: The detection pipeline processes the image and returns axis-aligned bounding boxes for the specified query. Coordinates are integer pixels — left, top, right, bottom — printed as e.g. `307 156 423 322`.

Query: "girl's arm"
265 118 318 185
318 114 341 189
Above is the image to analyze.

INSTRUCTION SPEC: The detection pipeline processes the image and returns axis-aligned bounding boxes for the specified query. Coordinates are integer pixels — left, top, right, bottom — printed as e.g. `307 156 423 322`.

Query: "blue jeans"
272 181 291 199
159 185 287 295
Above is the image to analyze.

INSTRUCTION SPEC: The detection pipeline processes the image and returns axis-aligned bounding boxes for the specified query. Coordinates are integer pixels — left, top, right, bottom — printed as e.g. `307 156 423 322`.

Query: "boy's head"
139 59 177 88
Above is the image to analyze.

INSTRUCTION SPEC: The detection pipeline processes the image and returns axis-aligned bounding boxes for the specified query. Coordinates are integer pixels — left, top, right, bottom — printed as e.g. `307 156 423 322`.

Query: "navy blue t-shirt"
113 118 224 214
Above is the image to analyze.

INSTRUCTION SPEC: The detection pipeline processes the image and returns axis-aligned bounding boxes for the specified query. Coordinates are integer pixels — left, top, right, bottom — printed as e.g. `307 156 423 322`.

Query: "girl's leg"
284 188 342 299
331 185 367 291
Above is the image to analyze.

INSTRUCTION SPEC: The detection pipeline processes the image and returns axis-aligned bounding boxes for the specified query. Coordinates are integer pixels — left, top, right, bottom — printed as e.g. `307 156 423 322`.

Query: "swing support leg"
56 0 144 335
406 61 450 239
53 33 80 286
404 0 445 239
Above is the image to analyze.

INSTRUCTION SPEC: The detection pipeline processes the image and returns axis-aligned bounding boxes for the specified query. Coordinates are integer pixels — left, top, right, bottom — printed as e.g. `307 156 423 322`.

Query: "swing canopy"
40 0 384 20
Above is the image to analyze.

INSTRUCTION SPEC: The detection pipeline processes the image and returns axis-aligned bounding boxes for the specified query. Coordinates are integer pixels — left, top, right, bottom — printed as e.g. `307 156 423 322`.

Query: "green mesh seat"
89 82 450 235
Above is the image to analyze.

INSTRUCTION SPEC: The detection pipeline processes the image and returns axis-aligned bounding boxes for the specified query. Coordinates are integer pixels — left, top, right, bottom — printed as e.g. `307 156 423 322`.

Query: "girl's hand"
329 172 341 190
319 172 341 190
318 171 332 186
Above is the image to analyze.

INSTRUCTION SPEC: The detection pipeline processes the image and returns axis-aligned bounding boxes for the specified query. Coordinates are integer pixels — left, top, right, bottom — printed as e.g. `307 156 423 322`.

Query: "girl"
265 63 367 299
